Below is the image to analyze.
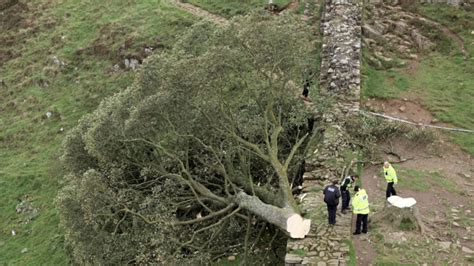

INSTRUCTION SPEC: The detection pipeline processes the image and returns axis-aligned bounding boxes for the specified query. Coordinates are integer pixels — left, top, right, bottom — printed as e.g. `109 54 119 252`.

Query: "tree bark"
233 191 310 239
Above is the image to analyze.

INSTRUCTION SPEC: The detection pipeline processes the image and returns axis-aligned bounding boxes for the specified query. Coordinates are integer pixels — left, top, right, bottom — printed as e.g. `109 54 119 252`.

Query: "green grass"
396 168 431 192
396 168 459 194
186 0 292 18
0 0 196 264
362 67 410 99
343 240 356 266
289 248 306 257
362 4 474 154
416 4 474 54
430 171 461 194
362 52 473 153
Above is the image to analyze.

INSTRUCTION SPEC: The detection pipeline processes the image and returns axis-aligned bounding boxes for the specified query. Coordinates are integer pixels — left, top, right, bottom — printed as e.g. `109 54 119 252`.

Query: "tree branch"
284 133 308 171
173 203 236 225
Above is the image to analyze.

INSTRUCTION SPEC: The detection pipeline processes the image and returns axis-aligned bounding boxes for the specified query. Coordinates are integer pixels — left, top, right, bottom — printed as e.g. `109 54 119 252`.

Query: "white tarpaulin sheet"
387 196 417 208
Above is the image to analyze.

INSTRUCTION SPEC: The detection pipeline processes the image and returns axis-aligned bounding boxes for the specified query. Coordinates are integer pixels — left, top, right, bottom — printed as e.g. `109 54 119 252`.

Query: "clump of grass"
289 248 306 257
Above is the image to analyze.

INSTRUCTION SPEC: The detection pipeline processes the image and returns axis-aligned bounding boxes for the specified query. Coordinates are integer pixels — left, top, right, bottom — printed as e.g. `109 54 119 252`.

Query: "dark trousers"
341 190 350 211
386 182 397 198
302 86 309 97
327 204 337 225
355 214 368 233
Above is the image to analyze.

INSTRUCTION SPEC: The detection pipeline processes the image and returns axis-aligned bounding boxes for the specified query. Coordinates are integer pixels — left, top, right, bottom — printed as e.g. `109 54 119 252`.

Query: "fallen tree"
57 14 318 264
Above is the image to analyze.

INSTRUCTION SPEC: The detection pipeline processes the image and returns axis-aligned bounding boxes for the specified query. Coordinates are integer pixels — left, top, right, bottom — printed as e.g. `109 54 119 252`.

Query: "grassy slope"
187 0 291 18
361 4 474 154
0 0 195 264
361 5 473 264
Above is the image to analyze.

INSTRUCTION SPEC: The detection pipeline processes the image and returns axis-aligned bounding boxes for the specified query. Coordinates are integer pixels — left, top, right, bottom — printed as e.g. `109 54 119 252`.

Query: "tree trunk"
233 191 311 239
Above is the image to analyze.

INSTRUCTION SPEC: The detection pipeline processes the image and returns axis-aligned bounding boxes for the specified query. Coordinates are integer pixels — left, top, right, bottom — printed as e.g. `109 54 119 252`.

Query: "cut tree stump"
372 196 426 234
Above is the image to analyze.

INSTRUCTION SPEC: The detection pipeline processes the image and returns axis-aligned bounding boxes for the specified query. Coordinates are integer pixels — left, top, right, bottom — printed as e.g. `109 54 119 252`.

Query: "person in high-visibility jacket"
383 161 398 198
352 185 370 235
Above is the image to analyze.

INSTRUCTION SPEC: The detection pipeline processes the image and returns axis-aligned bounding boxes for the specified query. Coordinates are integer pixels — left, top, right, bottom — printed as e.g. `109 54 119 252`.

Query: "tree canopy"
57 13 318 264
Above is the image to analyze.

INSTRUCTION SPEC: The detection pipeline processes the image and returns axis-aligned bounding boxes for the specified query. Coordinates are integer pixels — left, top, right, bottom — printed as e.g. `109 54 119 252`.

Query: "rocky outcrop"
410 29 434 50
362 4 439 68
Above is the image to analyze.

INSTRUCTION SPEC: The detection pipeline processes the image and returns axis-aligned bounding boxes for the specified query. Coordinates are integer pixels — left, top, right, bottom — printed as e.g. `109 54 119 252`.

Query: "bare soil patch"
357 132 473 264
0 2 29 65
364 97 436 124
0 2 49 66
356 94 474 264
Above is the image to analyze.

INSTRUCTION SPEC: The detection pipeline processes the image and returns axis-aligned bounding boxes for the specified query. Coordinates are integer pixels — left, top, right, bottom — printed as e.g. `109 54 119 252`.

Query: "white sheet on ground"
387 195 417 208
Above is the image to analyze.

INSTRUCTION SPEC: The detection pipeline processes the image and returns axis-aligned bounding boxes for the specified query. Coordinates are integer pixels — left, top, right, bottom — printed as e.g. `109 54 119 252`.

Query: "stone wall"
285 0 363 265
319 0 362 114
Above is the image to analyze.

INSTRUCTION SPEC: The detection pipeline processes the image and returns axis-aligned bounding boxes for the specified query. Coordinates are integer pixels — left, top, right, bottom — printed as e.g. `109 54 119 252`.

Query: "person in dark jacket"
323 180 341 225
300 69 314 101
340 175 359 214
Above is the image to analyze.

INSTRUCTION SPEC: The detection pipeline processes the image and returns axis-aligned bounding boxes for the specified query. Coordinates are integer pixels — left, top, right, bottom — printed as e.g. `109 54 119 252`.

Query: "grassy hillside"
362 4 474 154
0 0 195 264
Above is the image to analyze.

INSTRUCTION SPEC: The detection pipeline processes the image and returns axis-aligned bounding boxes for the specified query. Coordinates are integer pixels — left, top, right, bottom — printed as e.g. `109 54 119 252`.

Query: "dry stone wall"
285 0 362 265
319 0 362 114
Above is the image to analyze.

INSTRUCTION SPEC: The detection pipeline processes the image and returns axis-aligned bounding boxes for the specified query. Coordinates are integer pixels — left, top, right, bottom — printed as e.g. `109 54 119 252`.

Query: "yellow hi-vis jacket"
383 165 398 184
352 189 370 214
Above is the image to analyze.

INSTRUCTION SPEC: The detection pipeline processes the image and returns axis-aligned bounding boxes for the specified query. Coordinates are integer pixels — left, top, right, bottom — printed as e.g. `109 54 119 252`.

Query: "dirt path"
352 235 377 266
352 168 381 266
385 5 468 57
165 0 228 26
416 14 468 57
280 0 300 14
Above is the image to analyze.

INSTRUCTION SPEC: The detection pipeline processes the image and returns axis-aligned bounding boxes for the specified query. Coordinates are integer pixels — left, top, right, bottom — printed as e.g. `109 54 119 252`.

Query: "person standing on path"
323 180 341 225
383 161 398 198
352 185 370 235
340 175 358 214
